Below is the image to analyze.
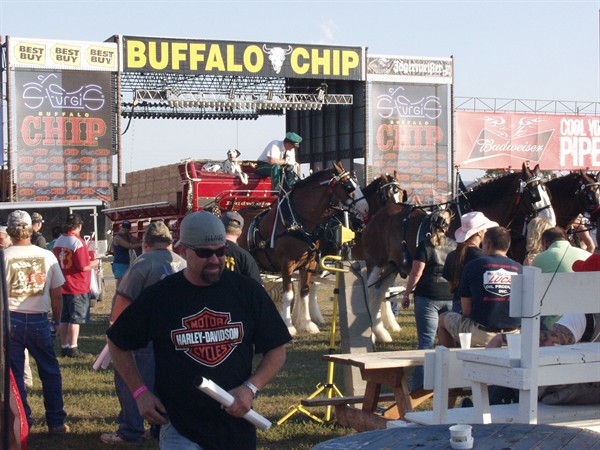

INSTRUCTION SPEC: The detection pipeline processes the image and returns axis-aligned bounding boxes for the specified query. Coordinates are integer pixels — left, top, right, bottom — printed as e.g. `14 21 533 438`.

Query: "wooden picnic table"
312 423 600 449
321 350 434 431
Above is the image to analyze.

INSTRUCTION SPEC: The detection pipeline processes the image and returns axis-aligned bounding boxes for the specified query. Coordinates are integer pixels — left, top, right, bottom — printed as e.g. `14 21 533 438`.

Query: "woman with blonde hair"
523 216 553 265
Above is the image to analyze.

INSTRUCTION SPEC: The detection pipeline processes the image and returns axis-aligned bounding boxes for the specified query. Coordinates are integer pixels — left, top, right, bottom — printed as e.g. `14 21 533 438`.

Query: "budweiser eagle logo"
171 308 243 367
464 116 554 163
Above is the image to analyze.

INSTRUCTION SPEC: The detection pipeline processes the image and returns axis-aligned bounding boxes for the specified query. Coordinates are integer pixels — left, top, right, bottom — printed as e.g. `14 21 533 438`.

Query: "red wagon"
102 159 277 243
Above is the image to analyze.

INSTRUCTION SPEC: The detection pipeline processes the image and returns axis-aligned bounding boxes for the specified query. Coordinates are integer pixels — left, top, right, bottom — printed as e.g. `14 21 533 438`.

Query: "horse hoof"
296 321 320 334
372 329 393 343
311 312 325 325
288 326 297 336
388 322 401 332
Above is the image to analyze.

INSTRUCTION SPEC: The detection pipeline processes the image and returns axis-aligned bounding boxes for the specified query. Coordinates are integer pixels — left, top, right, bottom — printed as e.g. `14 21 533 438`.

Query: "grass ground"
24 264 419 449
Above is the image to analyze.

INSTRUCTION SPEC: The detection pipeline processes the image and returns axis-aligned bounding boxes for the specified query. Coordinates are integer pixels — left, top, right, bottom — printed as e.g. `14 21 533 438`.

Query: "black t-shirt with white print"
108 269 292 450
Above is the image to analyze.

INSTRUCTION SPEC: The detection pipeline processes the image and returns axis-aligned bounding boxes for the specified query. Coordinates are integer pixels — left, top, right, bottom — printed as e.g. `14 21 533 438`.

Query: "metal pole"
115 35 123 187
450 55 456 199
5 37 13 201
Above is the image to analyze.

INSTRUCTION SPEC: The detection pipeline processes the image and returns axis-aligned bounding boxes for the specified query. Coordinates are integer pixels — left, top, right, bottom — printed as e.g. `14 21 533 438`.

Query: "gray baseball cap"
7 210 32 229
177 211 226 248
220 211 244 230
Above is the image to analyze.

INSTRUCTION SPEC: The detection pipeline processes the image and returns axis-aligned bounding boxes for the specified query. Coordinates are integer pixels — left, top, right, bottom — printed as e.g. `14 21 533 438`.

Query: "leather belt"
475 323 519 333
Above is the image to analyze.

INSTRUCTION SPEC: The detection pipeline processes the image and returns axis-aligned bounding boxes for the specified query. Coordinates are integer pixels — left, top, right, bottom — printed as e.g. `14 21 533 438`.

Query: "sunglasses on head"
186 245 227 258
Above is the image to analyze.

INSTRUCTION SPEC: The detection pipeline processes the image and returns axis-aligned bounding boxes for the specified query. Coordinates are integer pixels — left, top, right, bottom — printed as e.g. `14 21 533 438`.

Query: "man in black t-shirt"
108 211 291 450
31 212 47 248
220 211 262 284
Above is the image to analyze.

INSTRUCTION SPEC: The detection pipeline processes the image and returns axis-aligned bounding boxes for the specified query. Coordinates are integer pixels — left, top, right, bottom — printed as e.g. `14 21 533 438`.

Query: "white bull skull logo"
263 45 293 74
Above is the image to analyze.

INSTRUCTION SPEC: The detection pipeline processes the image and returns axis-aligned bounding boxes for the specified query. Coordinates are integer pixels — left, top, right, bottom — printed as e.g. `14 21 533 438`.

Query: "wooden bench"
301 392 396 407
456 266 600 425
404 346 474 425
316 350 434 431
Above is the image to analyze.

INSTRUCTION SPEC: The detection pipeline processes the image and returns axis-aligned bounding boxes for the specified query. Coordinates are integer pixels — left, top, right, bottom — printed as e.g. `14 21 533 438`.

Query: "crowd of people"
398 208 599 399
2 205 292 449
2 141 599 448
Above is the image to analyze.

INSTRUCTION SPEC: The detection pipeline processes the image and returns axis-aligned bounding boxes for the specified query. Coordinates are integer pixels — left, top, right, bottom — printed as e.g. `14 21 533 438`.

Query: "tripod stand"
277 254 349 425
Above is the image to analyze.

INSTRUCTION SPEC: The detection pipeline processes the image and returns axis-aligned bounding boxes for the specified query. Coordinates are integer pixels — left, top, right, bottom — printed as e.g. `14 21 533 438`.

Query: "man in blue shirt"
438 227 522 348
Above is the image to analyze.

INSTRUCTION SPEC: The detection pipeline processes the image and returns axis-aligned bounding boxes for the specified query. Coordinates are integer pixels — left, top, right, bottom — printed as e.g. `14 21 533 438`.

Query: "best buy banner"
122 36 365 80
9 37 117 71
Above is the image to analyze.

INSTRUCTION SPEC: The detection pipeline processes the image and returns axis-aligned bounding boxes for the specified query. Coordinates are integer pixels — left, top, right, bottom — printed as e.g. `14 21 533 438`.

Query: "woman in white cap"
442 212 498 313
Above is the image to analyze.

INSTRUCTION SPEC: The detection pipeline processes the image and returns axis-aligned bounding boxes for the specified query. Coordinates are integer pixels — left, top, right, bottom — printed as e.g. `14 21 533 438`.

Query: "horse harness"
575 175 600 213
246 170 355 272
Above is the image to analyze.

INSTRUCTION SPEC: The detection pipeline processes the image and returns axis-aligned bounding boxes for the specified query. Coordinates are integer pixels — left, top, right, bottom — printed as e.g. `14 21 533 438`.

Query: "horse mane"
292 167 335 190
546 171 594 191
362 174 386 197
465 171 521 203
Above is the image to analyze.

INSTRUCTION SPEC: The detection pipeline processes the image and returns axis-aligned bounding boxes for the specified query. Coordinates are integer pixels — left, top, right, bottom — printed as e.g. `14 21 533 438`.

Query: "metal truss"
455 97 600 116
119 72 353 119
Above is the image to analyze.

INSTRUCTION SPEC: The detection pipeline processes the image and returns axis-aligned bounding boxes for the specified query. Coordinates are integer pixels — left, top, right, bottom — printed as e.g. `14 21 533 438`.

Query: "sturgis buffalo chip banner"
14 70 113 201
370 83 450 204
455 111 600 170
122 36 365 80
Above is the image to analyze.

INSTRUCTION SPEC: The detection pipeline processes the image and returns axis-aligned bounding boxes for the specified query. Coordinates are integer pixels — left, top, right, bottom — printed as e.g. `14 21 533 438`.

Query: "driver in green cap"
256 132 302 190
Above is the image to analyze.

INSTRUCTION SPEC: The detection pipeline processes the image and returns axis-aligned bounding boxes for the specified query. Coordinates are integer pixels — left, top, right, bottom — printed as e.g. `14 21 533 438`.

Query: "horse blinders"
576 177 600 210
431 212 450 232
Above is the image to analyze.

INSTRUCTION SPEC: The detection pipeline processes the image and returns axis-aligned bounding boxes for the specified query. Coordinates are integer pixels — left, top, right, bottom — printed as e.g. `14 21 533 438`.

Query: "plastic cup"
450 424 474 448
506 333 521 359
449 424 472 443
459 333 472 349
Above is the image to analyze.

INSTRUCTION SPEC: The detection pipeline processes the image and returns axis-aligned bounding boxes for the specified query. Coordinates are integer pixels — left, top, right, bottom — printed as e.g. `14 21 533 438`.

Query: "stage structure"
8 33 598 204
114 35 366 185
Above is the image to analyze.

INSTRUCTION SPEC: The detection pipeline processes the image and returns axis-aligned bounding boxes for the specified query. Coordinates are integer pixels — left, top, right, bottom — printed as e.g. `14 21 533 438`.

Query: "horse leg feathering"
292 293 320 334
381 300 401 332
366 267 394 343
281 290 297 336
308 282 325 325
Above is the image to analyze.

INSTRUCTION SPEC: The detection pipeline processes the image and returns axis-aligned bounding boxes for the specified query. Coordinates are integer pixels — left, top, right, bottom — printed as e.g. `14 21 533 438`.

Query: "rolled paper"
196 377 272 430
92 344 112 370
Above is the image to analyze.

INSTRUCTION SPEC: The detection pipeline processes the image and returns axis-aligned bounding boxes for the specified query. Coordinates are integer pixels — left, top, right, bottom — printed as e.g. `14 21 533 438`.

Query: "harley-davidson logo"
171 308 243 367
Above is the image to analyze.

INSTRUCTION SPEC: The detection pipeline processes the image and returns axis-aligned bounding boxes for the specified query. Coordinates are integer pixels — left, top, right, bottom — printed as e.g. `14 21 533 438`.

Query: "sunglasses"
186 245 227 258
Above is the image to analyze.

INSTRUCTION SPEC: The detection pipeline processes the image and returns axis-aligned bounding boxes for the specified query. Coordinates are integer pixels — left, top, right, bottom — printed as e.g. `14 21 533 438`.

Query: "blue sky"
1 0 599 174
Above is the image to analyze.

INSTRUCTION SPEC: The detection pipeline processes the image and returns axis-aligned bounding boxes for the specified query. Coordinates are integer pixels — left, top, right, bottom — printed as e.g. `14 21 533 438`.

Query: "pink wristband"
133 385 149 399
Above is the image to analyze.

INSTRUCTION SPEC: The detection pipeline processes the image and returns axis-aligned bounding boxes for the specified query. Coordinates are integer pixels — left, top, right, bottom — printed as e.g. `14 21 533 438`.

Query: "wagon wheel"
262 276 284 305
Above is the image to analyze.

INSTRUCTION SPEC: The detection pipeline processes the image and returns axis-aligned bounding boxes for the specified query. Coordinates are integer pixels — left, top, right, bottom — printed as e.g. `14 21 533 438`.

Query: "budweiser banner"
8 37 118 71
121 36 365 80
455 111 600 170
369 83 450 204
14 70 113 201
